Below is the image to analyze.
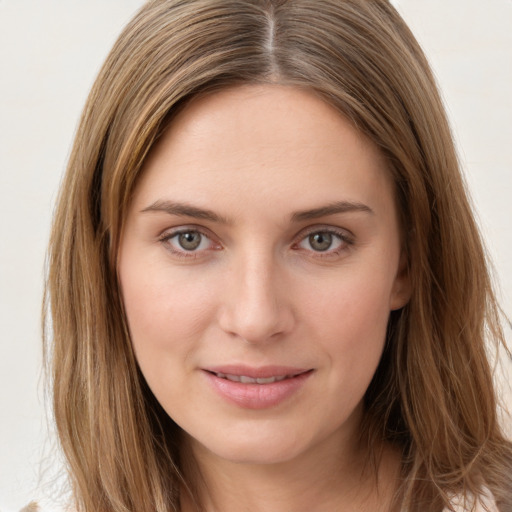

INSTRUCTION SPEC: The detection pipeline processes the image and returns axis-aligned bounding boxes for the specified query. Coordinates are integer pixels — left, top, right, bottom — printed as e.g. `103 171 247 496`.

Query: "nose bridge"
218 245 293 343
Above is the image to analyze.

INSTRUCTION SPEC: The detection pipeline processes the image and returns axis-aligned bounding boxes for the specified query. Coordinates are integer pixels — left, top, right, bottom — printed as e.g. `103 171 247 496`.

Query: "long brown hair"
44 1 512 510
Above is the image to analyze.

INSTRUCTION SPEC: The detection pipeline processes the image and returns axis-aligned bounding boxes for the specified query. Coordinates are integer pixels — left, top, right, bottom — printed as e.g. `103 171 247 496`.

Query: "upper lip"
203 365 311 379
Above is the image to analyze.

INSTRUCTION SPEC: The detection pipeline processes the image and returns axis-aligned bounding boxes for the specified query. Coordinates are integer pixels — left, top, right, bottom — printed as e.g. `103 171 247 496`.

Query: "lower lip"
203 370 313 410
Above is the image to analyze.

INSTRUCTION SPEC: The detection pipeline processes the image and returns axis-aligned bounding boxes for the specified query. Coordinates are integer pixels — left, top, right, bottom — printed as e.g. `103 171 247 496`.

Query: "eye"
159 228 218 256
296 229 351 254
175 231 203 251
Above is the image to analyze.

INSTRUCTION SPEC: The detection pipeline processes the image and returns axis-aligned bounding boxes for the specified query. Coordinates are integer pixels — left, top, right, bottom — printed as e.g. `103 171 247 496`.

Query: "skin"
118 85 410 511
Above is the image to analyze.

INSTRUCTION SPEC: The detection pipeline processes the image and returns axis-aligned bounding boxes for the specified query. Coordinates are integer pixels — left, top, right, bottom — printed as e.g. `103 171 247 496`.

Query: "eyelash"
293 227 354 258
158 226 354 259
158 227 219 259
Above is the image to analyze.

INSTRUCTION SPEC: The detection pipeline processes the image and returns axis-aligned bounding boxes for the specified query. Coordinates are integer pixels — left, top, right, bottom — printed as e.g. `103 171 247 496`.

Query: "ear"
389 250 411 311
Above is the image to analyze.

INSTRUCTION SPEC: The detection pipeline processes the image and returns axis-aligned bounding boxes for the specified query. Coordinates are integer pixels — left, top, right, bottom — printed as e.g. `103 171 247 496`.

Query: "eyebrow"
290 201 374 222
140 199 373 224
140 200 230 224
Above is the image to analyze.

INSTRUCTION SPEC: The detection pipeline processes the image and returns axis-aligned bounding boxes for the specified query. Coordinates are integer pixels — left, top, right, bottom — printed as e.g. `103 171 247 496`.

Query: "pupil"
179 232 201 250
310 232 332 251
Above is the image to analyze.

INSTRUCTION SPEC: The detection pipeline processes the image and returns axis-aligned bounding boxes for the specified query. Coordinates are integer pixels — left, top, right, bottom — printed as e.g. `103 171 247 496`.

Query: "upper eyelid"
158 226 219 253
158 228 219 258
294 225 354 241
292 227 355 258
156 224 354 248
158 224 215 240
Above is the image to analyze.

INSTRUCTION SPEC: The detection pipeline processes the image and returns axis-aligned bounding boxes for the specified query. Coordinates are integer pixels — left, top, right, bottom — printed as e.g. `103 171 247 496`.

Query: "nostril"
216 262 295 342
217 302 294 343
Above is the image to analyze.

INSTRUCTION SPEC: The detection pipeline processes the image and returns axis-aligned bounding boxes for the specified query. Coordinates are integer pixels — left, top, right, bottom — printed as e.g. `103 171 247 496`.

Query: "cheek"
119 264 223 415
302 269 393 379
118 252 218 366
304 266 394 335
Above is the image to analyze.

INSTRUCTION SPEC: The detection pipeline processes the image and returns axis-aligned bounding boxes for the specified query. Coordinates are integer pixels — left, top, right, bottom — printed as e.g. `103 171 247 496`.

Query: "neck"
179 430 402 512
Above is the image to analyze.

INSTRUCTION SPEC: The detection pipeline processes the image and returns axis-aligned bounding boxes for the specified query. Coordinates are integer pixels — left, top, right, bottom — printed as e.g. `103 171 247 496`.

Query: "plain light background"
0 1 511 510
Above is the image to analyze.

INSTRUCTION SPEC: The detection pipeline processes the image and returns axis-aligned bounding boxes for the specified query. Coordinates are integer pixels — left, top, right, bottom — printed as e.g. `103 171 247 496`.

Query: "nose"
217 250 295 344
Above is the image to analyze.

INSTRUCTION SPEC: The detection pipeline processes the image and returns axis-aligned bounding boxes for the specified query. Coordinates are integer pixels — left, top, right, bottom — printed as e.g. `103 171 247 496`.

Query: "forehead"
133 85 394 218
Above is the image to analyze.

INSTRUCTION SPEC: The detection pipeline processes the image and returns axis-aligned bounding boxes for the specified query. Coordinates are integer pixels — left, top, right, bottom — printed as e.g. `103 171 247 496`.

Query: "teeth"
215 373 291 384
256 377 277 384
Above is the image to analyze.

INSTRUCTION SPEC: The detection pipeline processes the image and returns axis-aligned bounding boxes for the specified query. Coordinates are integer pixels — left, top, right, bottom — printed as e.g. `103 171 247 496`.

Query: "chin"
211 443 305 466
188 425 312 466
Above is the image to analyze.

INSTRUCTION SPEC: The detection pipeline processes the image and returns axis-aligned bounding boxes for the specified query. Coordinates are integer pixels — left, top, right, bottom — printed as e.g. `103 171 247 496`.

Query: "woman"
44 0 512 511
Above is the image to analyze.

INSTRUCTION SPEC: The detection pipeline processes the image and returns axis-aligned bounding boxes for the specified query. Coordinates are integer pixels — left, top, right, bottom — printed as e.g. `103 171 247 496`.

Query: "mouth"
210 372 306 384
207 371 308 384
203 366 313 409
204 365 312 383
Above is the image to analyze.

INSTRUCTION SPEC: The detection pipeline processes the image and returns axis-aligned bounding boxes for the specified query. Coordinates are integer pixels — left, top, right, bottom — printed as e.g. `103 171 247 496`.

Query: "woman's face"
118 85 409 466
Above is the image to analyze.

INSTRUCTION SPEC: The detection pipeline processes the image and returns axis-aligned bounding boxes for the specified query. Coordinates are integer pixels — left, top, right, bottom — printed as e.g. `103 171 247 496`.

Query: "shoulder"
19 502 71 512
444 489 498 512
19 503 40 512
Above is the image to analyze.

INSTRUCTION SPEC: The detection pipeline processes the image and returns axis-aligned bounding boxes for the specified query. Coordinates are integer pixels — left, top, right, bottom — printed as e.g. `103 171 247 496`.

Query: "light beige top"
443 489 499 512
20 491 499 512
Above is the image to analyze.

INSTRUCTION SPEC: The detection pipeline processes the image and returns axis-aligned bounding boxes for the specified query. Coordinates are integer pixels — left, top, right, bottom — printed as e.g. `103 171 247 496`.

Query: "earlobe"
390 251 411 311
